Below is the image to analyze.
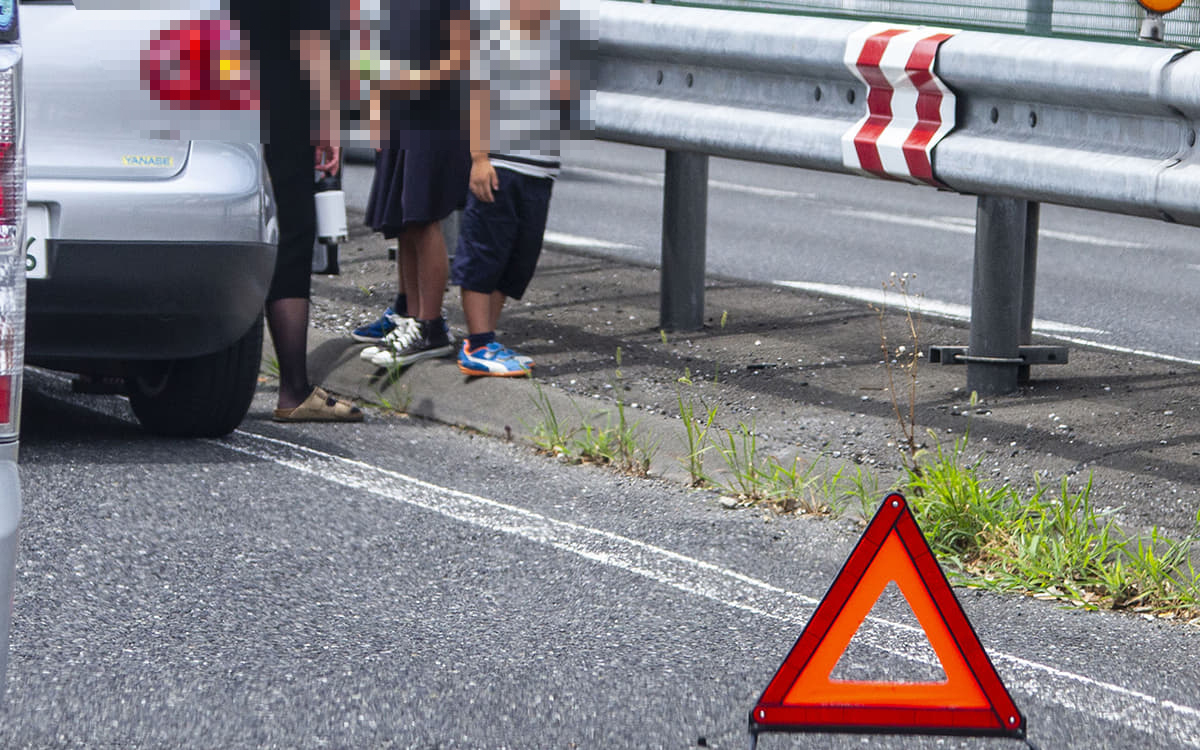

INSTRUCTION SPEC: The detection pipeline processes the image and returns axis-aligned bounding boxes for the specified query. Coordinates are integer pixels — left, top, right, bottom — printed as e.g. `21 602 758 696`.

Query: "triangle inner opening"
829 581 947 684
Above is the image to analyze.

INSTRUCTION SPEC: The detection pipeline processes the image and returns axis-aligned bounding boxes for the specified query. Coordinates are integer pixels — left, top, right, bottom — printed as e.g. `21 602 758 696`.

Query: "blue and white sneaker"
352 306 402 343
457 342 532 377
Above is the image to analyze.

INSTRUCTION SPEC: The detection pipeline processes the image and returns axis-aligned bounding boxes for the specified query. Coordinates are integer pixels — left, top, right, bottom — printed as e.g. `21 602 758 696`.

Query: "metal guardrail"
669 0 1200 46
591 0 1200 394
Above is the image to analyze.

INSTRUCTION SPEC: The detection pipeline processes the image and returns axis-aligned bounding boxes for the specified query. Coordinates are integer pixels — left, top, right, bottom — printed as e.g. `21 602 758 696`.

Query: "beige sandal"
273 387 364 423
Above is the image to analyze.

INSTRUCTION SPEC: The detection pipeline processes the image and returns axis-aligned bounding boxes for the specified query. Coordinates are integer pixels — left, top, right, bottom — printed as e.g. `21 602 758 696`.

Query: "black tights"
267 297 310 409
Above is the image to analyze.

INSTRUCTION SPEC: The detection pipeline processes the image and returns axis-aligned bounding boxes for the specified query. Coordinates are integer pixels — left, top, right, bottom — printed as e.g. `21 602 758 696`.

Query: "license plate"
25 203 50 280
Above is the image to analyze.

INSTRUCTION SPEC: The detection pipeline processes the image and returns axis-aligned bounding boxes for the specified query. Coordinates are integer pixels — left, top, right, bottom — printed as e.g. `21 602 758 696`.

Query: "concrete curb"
269 328 702 487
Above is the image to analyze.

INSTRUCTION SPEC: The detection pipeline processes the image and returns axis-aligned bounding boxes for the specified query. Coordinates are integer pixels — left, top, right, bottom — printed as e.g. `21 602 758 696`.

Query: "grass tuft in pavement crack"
673 376 875 515
676 369 717 487
526 354 659 477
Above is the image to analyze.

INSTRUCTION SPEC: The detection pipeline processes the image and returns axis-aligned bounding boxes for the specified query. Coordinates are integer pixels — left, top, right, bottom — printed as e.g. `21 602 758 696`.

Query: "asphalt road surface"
9 369 1200 748
353 139 1200 365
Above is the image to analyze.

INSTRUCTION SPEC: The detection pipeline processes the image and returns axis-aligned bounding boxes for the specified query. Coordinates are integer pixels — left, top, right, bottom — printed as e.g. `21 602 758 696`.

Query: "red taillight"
140 19 259 112
0 375 10 425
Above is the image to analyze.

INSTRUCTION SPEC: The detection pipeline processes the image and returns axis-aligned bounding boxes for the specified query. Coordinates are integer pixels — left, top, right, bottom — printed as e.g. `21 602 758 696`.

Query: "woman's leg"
266 297 311 410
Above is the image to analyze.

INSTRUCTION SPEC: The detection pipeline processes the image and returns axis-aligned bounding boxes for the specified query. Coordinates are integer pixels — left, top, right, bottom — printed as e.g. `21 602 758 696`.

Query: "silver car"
21 0 276 437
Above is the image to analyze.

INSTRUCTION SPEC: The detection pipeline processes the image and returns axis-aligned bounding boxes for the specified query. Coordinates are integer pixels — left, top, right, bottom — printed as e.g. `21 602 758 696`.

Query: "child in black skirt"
354 0 472 368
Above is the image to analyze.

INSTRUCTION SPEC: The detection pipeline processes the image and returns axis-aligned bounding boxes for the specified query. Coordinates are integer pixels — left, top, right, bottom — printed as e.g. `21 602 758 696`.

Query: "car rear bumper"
27 141 271 245
26 239 276 364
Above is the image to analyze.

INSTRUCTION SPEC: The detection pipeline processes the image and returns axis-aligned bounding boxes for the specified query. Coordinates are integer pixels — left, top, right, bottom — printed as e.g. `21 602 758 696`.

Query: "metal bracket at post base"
927 345 1069 366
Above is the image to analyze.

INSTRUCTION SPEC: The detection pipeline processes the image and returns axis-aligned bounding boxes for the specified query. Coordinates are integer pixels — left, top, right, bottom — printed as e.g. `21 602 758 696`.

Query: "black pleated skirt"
364 134 470 238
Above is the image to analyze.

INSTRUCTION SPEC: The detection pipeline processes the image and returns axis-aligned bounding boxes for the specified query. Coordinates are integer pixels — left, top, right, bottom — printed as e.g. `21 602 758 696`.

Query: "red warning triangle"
750 493 1025 739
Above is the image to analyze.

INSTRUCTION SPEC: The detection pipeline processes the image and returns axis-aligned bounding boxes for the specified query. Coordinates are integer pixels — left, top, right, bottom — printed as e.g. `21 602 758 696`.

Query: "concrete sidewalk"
275 234 1200 539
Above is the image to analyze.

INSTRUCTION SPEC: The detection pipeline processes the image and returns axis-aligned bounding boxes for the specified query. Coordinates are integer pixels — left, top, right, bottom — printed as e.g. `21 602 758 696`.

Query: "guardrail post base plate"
929 345 1068 367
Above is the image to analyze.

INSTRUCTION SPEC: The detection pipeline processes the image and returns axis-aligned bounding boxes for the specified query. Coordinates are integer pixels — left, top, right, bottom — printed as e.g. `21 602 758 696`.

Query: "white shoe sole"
370 342 455 368
359 346 382 362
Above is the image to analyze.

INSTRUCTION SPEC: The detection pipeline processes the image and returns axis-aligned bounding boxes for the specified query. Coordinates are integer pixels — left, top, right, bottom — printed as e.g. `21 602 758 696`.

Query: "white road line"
709 179 815 200
542 231 639 252
1049 334 1200 367
562 166 815 200
562 166 661 188
220 428 1200 747
772 280 1106 336
836 209 1150 249
775 280 1200 367
564 168 1146 247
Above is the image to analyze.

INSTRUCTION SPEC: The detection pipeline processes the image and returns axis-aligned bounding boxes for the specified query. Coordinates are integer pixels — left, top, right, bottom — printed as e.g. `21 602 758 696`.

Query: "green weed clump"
527 357 659 477
568 402 658 477
261 356 281 381
675 371 717 486
529 381 572 456
905 430 1200 619
673 369 877 516
695 418 873 516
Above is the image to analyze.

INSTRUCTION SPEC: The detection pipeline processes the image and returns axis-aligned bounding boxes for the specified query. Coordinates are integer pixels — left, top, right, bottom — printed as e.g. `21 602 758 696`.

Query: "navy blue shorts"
452 167 553 300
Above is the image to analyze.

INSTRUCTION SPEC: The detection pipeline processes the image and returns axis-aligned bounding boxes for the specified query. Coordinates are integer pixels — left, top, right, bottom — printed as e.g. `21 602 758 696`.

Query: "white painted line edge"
542 231 639 252
834 208 1151 249
772 279 1106 336
561 166 815 200
775 278 1200 367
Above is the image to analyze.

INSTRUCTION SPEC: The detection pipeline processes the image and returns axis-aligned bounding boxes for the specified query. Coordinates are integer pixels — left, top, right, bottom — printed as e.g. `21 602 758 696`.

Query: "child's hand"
314 146 341 176
549 70 575 101
469 154 499 203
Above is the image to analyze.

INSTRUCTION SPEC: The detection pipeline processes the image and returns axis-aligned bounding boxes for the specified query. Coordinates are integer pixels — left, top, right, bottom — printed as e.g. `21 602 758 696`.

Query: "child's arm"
369 86 383 150
468 81 498 203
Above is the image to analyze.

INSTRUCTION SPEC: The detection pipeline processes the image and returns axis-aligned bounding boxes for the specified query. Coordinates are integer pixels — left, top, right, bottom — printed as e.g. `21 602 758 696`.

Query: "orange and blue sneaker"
457 341 533 377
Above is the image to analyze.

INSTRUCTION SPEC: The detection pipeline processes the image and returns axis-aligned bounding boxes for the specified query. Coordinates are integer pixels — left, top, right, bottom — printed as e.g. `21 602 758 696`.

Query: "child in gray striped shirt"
451 0 590 376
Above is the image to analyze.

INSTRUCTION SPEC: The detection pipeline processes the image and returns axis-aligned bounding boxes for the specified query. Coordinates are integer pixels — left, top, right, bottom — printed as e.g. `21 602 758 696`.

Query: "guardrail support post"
968 195 1029 397
1024 0 1053 35
1018 202 1040 383
661 150 708 331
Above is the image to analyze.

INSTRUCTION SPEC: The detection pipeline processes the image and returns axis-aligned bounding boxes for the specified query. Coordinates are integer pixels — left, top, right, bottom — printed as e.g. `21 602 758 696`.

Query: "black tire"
126 314 264 438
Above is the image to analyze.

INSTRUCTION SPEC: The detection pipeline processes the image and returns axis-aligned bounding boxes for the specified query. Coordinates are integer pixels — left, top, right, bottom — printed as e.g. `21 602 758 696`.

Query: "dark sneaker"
370 320 454 368
359 314 418 362
351 306 401 343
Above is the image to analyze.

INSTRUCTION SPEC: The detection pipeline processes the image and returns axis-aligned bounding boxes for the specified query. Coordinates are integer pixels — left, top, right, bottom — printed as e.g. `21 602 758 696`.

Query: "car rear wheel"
125 314 264 438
